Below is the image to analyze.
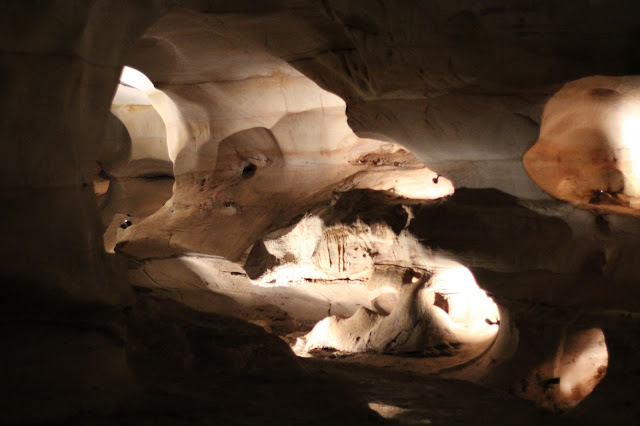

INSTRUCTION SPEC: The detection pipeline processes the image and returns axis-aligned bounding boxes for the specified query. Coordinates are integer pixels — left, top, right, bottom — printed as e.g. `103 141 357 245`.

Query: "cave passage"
103 54 608 422
10 3 640 425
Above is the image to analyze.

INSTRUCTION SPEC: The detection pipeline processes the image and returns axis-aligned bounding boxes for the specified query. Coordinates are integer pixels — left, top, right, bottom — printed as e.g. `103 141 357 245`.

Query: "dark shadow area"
244 239 279 279
301 358 576 425
242 162 257 178
118 294 387 425
318 189 414 235
408 188 573 271
98 112 132 174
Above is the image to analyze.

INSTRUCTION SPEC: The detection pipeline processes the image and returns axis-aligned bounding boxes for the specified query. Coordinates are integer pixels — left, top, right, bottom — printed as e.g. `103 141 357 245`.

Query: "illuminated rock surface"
2 1 640 425
524 75 640 216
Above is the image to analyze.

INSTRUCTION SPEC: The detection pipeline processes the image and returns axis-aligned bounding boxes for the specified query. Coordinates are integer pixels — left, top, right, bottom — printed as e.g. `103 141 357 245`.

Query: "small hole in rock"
242 163 257 178
433 292 449 313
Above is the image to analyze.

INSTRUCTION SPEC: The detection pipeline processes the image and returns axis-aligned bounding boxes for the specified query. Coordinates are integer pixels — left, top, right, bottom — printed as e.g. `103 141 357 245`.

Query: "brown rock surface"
3 1 640 424
524 76 640 215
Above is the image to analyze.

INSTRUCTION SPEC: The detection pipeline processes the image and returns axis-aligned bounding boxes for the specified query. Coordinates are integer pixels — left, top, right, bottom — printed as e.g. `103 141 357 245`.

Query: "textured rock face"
278 0 640 199
98 73 174 234
3 1 640 425
109 82 171 179
296 270 498 357
524 76 640 215
111 11 453 261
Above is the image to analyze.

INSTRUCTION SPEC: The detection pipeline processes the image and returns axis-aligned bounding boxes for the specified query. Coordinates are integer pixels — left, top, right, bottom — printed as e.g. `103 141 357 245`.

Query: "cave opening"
99 66 174 252
241 162 258 178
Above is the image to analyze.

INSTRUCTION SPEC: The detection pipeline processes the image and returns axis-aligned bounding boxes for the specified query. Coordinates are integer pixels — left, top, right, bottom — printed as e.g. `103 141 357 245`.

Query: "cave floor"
301 356 578 426
126 258 583 425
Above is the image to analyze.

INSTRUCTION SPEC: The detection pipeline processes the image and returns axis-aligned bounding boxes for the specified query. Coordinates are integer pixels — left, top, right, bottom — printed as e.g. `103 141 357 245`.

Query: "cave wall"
0 2 167 422
3 0 640 424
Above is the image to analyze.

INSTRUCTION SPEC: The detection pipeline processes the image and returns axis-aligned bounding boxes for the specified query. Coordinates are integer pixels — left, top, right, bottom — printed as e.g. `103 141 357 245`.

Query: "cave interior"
3 1 640 425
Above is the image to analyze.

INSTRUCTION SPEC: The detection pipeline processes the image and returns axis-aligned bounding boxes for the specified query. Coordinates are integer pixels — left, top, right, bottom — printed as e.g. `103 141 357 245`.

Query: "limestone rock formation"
524 75 640 215
296 270 498 358
4 1 640 425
